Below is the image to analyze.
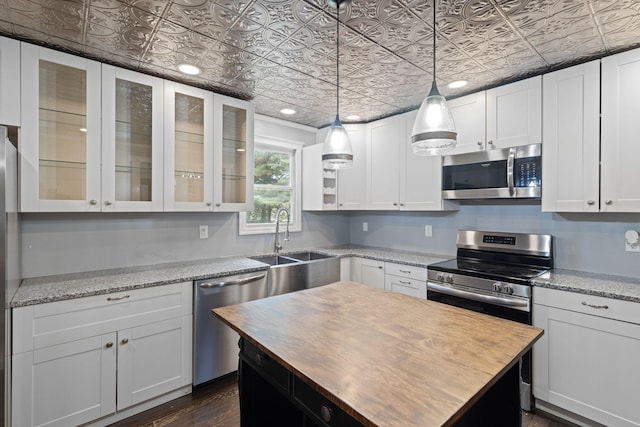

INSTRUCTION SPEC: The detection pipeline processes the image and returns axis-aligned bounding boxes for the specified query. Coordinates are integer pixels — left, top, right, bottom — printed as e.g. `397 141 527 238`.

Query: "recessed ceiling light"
280 108 296 115
178 64 201 75
346 115 361 121
448 80 468 89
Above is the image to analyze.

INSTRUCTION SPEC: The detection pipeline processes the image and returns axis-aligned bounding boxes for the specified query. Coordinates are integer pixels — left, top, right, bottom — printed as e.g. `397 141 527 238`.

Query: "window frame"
239 135 303 235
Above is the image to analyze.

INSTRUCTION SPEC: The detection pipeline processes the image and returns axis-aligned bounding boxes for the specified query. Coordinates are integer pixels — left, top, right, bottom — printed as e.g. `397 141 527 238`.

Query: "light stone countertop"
11 245 640 307
532 269 640 303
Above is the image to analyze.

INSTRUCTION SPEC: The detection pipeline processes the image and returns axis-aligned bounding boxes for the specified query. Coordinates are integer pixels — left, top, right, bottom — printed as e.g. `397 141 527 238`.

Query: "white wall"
349 204 640 278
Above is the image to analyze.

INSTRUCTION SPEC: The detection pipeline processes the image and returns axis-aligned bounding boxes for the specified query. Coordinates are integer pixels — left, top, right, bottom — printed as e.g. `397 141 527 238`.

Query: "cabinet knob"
104 200 112 206
587 200 595 205
400 203 404 207
105 342 113 348
378 266 383 269
393 202 398 206
339 203 343 206
206 202 212 206
121 338 129 344
487 140 494 146
215 203 221 207
477 141 483 146
320 406 332 423
89 199 98 205
605 200 612 205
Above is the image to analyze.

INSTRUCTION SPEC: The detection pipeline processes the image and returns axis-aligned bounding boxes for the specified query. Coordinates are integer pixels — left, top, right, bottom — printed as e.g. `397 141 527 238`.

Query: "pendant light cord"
432 0 436 82
336 1 340 118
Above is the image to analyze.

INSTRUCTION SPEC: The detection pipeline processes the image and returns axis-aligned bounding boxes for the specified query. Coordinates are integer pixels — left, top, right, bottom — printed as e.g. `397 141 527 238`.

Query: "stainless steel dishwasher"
194 270 268 385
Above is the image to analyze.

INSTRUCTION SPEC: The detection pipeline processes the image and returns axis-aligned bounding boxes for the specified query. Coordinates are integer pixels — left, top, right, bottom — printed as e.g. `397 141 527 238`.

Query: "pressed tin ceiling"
1 0 640 128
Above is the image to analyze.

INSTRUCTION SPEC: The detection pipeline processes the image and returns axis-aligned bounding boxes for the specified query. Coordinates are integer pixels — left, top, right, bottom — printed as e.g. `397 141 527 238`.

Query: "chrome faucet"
274 207 290 253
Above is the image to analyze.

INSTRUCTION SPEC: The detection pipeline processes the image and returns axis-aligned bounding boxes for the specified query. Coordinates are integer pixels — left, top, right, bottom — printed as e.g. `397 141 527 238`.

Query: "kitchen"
2 0 640 426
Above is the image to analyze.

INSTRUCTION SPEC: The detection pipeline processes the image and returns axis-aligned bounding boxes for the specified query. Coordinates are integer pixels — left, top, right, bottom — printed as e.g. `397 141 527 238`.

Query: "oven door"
427 280 533 411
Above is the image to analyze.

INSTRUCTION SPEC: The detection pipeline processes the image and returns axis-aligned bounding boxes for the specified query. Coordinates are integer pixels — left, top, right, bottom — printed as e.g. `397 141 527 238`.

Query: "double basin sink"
250 251 340 296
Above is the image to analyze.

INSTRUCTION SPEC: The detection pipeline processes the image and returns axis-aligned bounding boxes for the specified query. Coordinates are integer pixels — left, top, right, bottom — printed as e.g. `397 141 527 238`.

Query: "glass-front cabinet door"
101 65 163 211
19 44 101 212
163 82 214 211
213 94 254 212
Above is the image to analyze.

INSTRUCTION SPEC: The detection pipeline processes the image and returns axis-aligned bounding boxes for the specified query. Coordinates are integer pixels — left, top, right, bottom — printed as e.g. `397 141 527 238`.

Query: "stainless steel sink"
249 252 340 296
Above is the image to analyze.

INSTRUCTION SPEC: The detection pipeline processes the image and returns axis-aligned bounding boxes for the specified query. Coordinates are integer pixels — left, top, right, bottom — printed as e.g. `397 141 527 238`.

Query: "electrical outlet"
362 222 368 232
625 230 640 252
199 225 208 239
425 225 433 237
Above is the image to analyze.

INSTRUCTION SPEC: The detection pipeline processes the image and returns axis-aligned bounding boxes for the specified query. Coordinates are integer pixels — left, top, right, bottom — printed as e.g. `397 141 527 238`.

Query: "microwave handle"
507 147 516 196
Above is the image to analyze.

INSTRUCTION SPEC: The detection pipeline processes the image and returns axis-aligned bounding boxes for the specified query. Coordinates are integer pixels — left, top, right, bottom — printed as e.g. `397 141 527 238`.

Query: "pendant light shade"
411 1 457 156
322 0 353 170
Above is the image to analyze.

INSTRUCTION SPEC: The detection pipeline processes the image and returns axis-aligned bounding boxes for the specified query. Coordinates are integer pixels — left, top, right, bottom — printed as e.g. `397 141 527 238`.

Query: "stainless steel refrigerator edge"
1 126 20 427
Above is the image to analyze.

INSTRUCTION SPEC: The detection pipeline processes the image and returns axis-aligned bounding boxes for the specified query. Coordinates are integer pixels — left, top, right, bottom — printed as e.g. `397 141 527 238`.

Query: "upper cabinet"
102 66 164 212
447 92 487 155
302 142 338 211
486 76 542 149
20 44 102 212
542 61 600 213
337 124 367 210
601 48 640 212
213 94 254 212
164 81 214 211
0 37 20 126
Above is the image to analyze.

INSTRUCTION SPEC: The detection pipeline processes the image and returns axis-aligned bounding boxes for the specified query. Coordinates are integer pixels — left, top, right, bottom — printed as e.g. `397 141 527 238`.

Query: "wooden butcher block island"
213 281 543 427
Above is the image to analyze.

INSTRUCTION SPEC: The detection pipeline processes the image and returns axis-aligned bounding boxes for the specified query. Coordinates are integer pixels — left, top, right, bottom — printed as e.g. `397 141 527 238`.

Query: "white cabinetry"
350 257 385 289
601 48 640 212
12 282 192 427
337 124 367 210
102 65 164 212
542 61 600 212
213 94 254 212
20 43 102 212
384 262 427 299
533 287 640 427
486 76 542 149
163 81 214 211
302 143 338 211
0 36 20 126
447 92 487 155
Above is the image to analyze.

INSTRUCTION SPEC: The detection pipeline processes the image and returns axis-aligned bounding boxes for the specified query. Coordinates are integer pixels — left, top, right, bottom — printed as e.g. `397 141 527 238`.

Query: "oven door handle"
427 282 528 308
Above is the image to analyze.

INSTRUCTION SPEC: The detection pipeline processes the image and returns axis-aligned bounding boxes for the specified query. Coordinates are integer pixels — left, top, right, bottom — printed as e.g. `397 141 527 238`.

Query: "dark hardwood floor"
109 373 572 427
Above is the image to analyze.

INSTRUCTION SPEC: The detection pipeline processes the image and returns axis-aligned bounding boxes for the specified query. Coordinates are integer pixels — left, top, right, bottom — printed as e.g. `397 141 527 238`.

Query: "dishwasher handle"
199 273 267 289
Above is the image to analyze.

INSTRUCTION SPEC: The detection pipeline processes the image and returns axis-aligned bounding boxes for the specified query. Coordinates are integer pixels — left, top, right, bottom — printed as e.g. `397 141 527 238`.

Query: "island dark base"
238 338 521 427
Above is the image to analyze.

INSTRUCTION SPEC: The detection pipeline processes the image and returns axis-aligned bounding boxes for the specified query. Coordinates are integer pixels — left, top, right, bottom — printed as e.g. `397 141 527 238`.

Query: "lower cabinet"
12 282 193 427
350 257 385 289
384 262 427 299
533 287 640 427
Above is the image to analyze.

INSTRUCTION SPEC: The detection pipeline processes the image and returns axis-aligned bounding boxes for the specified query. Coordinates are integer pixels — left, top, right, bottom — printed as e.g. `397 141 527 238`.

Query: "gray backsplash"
21 204 640 279
349 204 640 278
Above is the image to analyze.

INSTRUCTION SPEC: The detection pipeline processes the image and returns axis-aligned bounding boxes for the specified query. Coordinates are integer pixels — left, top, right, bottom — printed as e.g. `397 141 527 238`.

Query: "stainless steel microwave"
442 144 541 200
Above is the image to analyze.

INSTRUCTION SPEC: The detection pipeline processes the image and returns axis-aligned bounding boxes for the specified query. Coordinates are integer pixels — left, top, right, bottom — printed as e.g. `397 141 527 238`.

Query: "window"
239 138 302 235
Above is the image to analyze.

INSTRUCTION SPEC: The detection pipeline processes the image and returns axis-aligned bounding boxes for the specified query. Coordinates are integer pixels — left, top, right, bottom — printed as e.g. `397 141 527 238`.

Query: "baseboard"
84 385 193 427
535 400 607 427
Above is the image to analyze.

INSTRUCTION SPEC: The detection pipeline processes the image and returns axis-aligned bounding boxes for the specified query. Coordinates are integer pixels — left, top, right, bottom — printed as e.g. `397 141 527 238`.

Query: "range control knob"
493 282 502 292
445 274 454 283
503 285 514 295
436 273 444 281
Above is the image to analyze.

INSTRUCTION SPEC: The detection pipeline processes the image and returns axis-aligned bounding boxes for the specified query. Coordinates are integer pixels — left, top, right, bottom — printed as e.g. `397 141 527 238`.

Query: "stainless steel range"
427 230 553 411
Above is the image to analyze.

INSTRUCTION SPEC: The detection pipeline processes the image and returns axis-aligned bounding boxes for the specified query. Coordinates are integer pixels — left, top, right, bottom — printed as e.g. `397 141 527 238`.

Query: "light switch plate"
625 230 639 252
199 225 208 239
425 225 432 237
362 222 368 232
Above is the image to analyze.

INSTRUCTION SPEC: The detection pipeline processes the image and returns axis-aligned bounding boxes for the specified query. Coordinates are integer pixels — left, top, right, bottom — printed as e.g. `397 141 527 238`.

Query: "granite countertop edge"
12 246 640 307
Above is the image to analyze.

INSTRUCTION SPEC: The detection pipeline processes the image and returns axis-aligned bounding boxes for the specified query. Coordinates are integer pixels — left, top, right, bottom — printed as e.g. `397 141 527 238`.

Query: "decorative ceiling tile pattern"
1 0 640 127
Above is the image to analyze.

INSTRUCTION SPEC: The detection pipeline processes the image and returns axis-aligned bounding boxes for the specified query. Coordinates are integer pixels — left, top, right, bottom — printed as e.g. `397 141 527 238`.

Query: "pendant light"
410 0 457 155
322 0 353 170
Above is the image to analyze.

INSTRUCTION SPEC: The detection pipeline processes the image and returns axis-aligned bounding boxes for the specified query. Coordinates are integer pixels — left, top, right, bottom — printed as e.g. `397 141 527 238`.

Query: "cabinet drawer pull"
378 266 383 269
121 338 129 344
320 405 332 423
107 294 130 301
105 342 113 348
399 280 411 285
582 301 609 309
399 269 411 274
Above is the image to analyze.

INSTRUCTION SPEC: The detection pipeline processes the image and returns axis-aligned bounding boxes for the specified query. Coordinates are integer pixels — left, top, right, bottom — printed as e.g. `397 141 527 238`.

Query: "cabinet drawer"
384 263 427 281
385 275 427 299
293 377 362 427
241 340 289 395
13 282 192 354
533 287 639 325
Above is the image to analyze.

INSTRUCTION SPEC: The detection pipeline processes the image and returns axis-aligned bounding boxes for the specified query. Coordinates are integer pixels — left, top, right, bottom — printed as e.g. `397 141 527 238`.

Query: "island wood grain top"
213 281 543 427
